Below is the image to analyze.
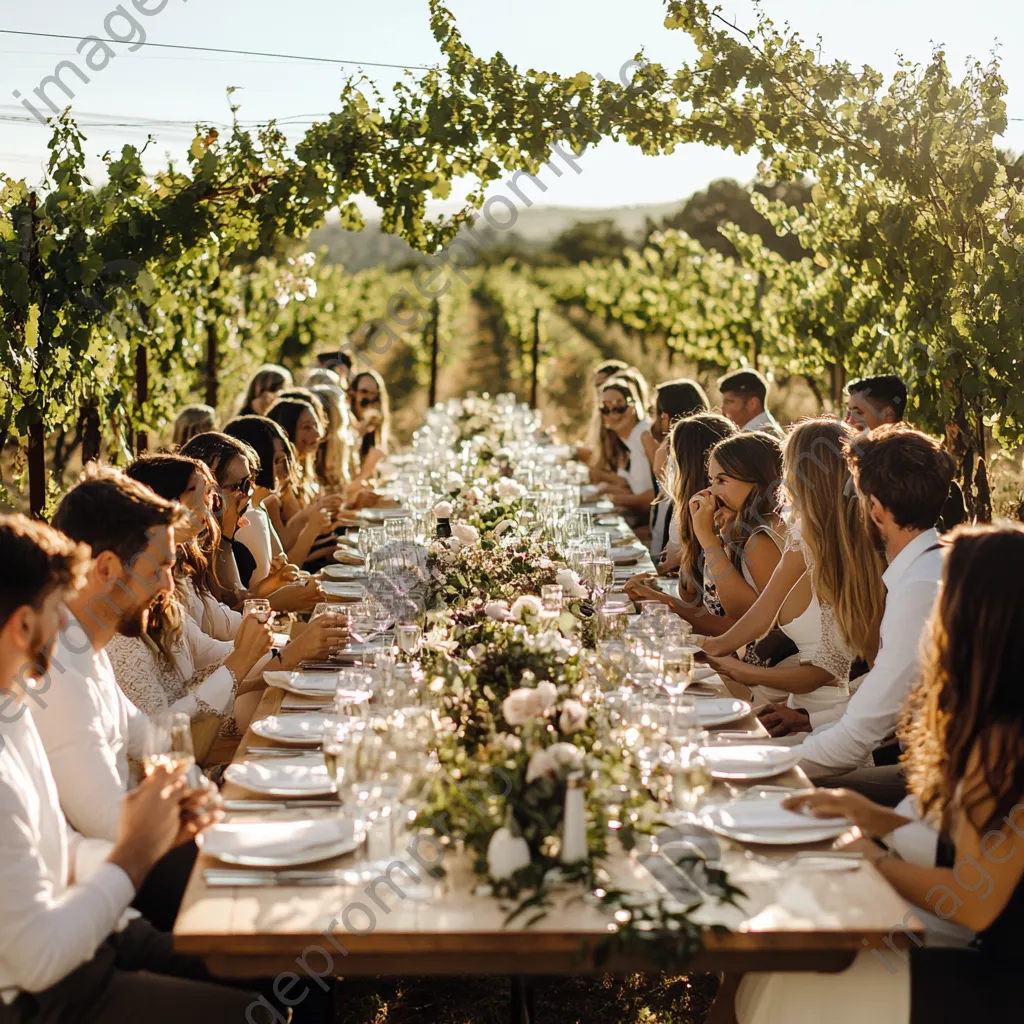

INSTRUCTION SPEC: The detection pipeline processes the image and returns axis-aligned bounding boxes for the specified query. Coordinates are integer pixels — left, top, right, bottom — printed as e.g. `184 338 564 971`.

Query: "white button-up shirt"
794 528 944 774
742 409 784 438
0 709 134 1002
31 610 149 843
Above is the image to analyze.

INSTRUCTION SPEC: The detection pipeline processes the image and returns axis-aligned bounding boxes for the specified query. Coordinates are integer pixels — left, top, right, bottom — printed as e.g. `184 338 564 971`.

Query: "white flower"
433 500 453 518
484 600 512 621
493 519 519 539
464 486 486 505
487 827 531 880
510 595 543 623
496 478 524 503
498 732 523 754
451 522 480 548
535 680 559 710
525 748 556 783
556 567 587 598
549 742 584 770
467 643 486 661
558 699 587 735
502 687 544 726
444 472 465 492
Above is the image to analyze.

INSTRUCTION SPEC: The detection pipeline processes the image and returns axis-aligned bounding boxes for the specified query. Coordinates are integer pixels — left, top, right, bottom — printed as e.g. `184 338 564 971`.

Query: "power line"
0 28 434 71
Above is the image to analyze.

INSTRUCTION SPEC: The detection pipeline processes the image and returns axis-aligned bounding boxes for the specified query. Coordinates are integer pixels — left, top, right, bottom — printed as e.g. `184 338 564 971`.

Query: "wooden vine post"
427 298 440 407
135 342 149 454
529 307 541 410
205 317 218 411
19 192 46 519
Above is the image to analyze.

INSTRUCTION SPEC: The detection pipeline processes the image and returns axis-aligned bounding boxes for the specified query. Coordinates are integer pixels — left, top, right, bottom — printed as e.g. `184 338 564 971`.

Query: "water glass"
541 584 563 615
395 623 423 659
662 645 695 700
357 525 386 559
242 598 272 624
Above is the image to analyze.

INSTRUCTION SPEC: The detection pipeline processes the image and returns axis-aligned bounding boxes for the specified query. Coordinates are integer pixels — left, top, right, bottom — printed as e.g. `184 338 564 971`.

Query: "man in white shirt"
758 425 956 790
716 368 784 439
0 513 264 1024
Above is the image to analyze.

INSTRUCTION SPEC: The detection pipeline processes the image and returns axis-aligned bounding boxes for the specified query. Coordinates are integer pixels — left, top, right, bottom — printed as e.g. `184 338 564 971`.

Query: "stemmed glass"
395 623 423 661
357 525 386 560
242 598 272 624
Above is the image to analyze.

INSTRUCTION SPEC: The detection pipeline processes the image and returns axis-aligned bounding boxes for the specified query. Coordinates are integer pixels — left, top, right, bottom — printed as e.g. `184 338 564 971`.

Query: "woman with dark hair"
238 363 293 416
649 378 711 563
731 522 1024 1024
172 403 216 448
626 412 737 633
348 369 391 480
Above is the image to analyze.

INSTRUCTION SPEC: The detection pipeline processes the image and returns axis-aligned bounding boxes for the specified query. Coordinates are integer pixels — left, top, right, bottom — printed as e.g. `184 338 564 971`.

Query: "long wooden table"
175 517 922 991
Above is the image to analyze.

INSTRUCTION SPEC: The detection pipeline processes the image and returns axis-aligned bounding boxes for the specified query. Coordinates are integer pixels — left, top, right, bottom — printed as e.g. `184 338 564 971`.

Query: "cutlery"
241 749 323 761
244 745 322 755
277 704 334 713
743 850 864 871
204 869 354 888
222 799 343 812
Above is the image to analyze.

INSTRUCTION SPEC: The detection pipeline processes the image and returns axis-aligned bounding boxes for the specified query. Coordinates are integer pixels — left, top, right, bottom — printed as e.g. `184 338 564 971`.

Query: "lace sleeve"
807 602 853 684
106 635 168 718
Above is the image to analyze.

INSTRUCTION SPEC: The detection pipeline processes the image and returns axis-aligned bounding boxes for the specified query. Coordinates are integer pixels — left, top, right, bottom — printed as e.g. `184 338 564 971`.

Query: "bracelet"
269 648 283 666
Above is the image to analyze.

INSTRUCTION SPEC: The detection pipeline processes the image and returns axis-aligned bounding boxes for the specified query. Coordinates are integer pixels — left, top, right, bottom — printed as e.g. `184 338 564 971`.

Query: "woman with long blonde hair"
701 418 886 715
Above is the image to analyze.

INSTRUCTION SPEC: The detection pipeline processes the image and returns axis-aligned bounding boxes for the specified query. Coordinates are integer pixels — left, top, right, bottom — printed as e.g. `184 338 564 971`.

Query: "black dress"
910 832 1024 1021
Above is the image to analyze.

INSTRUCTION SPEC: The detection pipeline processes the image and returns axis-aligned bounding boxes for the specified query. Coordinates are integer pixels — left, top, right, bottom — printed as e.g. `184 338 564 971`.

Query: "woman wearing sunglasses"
348 369 391 481
588 376 657 533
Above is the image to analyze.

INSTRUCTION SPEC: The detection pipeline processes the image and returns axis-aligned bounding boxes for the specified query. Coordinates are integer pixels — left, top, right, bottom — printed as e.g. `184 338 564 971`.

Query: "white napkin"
718 799 848 832
703 745 798 770
202 818 350 858
320 581 366 598
256 712 331 741
227 760 332 792
264 671 337 694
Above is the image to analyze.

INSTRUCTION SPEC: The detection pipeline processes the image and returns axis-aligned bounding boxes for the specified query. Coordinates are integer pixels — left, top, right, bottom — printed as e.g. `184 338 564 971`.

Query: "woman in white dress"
701 419 886 716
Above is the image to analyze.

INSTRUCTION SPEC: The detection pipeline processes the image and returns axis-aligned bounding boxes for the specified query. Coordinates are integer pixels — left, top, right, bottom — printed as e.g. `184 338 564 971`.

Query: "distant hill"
306 200 683 271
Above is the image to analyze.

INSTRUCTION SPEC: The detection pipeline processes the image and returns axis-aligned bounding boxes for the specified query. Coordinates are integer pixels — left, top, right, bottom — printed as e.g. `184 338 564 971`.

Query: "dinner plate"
579 499 615 514
320 565 366 581
701 797 850 846
700 744 801 780
224 758 336 797
611 545 647 563
198 818 360 867
265 670 341 698
694 697 751 728
320 581 366 600
691 665 717 683
250 712 333 747
358 508 410 520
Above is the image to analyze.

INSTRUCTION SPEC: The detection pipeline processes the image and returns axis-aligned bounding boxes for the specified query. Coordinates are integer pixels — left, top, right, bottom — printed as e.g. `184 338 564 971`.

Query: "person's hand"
233 612 274 665
688 488 717 545
174 784 224 846
249 557 302 598
269 580 326 613
316 492 345 512
109 762 190 886
759 702 812 737
280 613 351 667
624 579 665 606
714 504 736 534
705 653 748 683
781 788 896 838
574 443 593 464
306 504 334 536
700 634 730 659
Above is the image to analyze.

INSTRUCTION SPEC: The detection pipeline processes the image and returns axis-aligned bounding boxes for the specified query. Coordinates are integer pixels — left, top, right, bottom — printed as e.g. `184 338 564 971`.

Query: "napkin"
202 818 350 859
717 799 848 832
227 760 331 792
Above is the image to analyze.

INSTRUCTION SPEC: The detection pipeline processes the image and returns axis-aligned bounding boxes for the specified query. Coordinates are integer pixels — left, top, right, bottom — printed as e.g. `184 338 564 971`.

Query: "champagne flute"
322 719 350 804
242 598 272 624
662 645 695 703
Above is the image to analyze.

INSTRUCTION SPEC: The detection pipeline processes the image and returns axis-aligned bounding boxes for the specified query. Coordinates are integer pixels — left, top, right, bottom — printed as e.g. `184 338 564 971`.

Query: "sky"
1 0 1022 214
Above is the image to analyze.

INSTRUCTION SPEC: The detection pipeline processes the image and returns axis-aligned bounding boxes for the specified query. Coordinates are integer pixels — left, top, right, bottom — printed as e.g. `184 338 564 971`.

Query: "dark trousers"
132 841 199 932
0 919 333 1024
814 763 907 807
911 947 1021 1023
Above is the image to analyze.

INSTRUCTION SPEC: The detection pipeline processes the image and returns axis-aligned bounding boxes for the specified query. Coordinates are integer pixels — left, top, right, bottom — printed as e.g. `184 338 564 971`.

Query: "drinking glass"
321 718 350 804
541 584 563 616
242 598 272 624
662 645 695 702
357 525 386 559
395 623 423 660
335 668 375 714
671 729 712 813
141 711 196 776
311 602 335 621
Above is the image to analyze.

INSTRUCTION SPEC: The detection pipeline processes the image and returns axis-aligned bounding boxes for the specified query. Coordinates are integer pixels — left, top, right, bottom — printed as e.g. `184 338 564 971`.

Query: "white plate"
265 671 339 698
702 797 850 846
695 697 751 727
224 758 335 797
579 499 615 514
701 744 801 780
320 565 366 581
611 544 647 564
250 712 332 747
198 818 359 867
358 508 410 520
320 581 366 599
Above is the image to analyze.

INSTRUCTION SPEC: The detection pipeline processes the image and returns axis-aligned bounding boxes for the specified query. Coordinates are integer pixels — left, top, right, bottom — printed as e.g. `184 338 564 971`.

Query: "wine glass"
321 718 350 805
242 598 272 624
141 711 206 797
357 525 386 559
395 623 423 660
662 645 695 703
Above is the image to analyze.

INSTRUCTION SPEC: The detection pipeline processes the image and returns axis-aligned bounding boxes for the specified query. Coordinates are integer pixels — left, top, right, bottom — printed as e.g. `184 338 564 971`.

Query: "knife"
222 799 343 811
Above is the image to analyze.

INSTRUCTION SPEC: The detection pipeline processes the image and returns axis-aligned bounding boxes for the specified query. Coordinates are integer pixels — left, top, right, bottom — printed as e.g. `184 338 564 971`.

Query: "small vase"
436 517 452 539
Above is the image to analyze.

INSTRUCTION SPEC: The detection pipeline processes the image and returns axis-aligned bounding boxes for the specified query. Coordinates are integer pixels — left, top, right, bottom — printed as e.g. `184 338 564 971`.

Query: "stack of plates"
700 744 801 780
319 581 366 600
198 817 360 867
321 565 366 581
702 796 850 845
693 697 751 728
265 671 341 698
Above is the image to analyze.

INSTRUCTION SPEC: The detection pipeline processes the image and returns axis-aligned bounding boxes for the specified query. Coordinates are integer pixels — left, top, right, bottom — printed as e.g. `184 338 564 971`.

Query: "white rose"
451 523 480 547
535 680 559 710
499 732 523 754
464 486 486 505
510 595 543 623
493 519 519 539
555 568 587 598
467 643 486 661
496 478 524 503
558 699 587 735
487 827 531 880
548 742 584 770
484 600 512 621
502 687 544 726
433 500 453 518
444 472 465 492
525 748 557 783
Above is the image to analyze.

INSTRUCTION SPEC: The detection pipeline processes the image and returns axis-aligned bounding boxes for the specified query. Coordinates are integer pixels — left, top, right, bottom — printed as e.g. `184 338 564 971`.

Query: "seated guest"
574 359 631 464
648 378 710 564
348 369 391 482
701 419 886 719
625 413 737 630
717 367 784 438
732 522 1024 1024
171 404 216 448
589 377 656 531
314 346 353 389
846 374 966 532
759 426 954 792
0 514 267 1021
237 362 292 416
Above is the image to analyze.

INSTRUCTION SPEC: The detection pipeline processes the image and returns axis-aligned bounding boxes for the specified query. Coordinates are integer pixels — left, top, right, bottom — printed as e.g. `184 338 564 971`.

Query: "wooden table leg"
509 976 536 1024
